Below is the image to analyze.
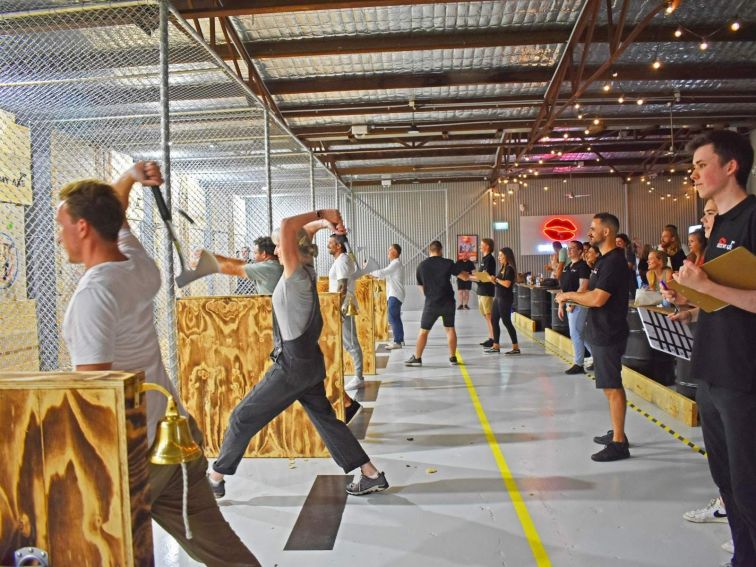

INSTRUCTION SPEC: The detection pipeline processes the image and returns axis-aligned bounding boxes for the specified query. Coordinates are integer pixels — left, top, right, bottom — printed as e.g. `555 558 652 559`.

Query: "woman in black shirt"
484 247 520 355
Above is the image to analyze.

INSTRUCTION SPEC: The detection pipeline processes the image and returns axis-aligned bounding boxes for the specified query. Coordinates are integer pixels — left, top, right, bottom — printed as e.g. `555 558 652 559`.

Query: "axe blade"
175 249 219 288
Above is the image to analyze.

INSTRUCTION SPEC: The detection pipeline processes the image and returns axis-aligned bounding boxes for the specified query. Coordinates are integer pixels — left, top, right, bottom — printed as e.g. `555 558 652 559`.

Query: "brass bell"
141 383 202 465
345 298 359 317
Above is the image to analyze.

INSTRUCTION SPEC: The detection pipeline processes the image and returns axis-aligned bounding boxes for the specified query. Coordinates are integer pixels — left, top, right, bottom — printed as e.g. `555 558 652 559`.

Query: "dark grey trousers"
212 362 370 476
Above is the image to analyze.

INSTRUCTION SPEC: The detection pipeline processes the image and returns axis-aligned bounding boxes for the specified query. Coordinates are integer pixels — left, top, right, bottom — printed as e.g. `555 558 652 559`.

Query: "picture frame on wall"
456 234 478 262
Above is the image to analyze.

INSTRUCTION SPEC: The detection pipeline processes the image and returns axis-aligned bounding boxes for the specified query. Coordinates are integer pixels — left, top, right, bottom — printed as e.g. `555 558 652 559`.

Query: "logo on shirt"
716 237 736 250
543 217 578 241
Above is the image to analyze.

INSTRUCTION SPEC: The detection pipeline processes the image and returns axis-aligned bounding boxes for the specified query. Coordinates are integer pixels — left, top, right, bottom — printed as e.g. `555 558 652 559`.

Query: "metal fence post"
25 126 59 371
159 0 178 382
264 108 273 235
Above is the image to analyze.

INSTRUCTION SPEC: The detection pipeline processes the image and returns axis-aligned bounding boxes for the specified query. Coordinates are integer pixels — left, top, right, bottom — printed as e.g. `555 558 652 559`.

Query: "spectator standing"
556 213 630 462
455 252 475 310
558 240 592 374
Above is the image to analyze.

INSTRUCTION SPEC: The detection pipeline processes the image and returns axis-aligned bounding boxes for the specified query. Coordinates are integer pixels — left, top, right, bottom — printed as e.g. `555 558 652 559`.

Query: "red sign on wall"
542 217 578 241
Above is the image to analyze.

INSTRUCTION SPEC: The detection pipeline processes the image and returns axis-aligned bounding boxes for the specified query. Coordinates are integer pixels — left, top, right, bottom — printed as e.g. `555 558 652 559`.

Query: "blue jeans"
388 296 404 343
567 305 591 365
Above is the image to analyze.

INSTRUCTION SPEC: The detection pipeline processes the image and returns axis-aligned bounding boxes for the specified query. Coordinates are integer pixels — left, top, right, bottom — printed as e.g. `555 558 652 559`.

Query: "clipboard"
667 246 756 312
473 270 494 283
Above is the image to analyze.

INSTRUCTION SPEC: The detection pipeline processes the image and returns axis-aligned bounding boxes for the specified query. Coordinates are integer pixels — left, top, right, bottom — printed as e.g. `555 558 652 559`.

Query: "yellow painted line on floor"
455 352 551 567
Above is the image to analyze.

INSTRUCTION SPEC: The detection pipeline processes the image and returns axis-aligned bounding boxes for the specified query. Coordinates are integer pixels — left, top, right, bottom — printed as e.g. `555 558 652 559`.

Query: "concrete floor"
154 309 731 567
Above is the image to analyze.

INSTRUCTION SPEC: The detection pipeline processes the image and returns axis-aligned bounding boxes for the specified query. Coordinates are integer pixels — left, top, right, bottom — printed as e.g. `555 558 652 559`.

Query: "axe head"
175 249 220 288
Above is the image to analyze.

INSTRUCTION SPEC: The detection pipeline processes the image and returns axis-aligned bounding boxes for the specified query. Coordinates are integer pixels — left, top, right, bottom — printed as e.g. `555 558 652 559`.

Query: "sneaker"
457 305 464 310
480 338 494 347
584 356 594 366
345 376 365 390
721 539 734 554
593 430 630 446
504 348 521 355
591 441 630 462
385 342 403 350
683 497 728 523
346 471 389 495
207 475 225 499
464 305 471 310
586 363 595 371
405 355 422 366
449 355 459 365
565 364 585 375
344 400 363 424
483 346 500 354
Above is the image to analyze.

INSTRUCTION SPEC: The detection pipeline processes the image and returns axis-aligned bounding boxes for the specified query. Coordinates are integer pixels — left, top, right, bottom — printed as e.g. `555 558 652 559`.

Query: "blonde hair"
271 228 318 259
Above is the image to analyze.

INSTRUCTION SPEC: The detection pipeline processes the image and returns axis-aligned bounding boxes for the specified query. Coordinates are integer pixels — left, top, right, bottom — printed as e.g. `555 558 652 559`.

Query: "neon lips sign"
542 217 578 241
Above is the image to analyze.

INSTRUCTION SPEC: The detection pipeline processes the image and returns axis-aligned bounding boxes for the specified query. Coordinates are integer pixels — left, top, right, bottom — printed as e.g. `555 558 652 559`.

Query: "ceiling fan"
565 191 590 199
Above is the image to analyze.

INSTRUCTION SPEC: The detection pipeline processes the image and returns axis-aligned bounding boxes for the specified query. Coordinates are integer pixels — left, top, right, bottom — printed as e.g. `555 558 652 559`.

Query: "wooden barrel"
621 307 676 386
515 284 531 317
549 290 569 336
675 357 697 400
530 286 551 330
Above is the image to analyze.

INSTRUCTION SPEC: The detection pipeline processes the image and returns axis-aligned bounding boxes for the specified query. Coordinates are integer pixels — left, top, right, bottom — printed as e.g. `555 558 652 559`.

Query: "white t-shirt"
63 228 184 444
328 253 357 294
371 258 405 302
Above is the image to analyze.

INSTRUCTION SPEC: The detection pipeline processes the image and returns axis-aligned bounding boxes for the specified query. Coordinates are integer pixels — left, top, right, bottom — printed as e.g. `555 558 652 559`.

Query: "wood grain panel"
40 389 126 566
0 371 152 567
0 299 39 371
0 389 45 566
374 278 389 341
176 294 344 458
343 277 376 376
0 109 32 206
317 276 329 293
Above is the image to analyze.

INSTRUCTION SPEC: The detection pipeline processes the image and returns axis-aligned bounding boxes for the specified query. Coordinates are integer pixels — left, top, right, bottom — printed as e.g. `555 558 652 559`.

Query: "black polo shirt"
669 249 686 272
560 259 591 293
416 256 462 306
494 264 516 301
585 247 630 346
476 253 496 297
691 194 756 392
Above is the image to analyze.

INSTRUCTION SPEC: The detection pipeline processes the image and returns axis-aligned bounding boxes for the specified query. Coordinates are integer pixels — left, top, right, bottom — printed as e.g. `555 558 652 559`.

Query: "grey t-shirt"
272 264 315 340
243 259 284 295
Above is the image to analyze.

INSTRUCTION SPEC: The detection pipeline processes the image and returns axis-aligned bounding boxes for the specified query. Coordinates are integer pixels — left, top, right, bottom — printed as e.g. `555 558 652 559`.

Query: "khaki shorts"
478 295 494 316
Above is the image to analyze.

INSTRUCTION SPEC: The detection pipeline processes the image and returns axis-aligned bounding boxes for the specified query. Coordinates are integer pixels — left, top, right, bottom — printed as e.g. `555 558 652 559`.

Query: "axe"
148 185 219 288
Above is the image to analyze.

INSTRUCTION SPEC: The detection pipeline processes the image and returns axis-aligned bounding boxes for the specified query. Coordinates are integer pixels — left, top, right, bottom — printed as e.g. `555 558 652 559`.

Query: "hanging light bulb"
578 113 584 120
574 103 580 110
612 72 619 78
637 98 645 105
584 129 590 135
700 39 709 50
563 132 569 139
557 151 563 156
652 58 662 70
544 186 548 191
730 18 741 32
674 26 683 38
593 118 600 125
602 83 611 92
618 95 625 103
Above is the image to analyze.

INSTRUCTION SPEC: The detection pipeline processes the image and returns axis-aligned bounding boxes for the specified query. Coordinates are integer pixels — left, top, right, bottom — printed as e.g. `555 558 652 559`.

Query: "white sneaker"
721 539 734 554
385 342 403 350
682 497 728 523
584 356 594 366
345 376 365 390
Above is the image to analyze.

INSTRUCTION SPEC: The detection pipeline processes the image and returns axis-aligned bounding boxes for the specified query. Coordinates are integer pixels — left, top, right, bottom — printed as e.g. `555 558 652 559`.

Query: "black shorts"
592 339 627 389
421 302 456 331
457 280 472 290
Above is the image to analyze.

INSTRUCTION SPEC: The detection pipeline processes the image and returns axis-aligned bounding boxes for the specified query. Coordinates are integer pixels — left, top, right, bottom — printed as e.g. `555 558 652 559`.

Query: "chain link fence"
0 0 346 378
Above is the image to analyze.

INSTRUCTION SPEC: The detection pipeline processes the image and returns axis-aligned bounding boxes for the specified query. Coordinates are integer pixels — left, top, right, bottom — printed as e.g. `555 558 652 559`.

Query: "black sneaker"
464 305 470 310
504 348 521 355
207 475 225 499
344 400 363 424
591 441 630 462
346 471 389 495
405 355 422 367
449 355 459 365
565 364 585 375
586 363 595 371
483 347 500 354
480 338 494 347
593 430 630 446
457 305 464 310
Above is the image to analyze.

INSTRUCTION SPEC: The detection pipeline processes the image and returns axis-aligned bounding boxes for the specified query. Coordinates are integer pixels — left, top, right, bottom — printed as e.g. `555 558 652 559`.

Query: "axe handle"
149 185 172 222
